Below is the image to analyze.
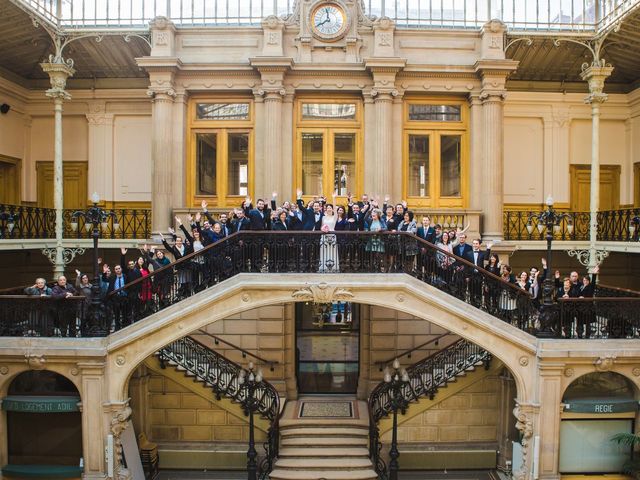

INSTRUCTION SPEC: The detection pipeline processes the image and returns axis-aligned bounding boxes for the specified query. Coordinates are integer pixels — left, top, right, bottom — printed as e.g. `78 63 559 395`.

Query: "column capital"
146 88 176 102
86 113 114 126
40 61 75 101
580 65 614 104
479 90 506 103
370 89 398 101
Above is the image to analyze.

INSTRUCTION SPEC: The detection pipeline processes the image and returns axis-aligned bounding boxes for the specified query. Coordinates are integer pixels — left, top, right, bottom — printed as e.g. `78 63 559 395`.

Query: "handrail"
376 332 453 370
196 329 279 371
368 338 492 479
158 335 280 478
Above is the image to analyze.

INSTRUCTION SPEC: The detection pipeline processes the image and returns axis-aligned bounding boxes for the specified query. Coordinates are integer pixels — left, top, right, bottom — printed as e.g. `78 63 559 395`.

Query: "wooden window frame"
187 97 254 208
402 97 468 208
294 96 363 203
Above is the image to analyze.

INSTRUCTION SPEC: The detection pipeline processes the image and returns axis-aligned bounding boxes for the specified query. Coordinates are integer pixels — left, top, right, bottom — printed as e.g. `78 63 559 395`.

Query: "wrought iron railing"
0 204 151 240
503 208 640 242
368 338 491 480
15 0 631 31
158 335 280 478
2 231 639 339
0 296 88 336
559 298 640 338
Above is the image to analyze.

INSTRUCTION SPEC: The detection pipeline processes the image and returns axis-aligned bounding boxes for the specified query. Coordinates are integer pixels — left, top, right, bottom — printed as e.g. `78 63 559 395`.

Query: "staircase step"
279 447 370 458
269 469 378 480
281 437 368 447
274 458 374 470
280 427 369 438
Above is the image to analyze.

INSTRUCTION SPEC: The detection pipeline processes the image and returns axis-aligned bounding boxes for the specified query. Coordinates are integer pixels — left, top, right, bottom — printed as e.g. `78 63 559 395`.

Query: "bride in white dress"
319 202 339 273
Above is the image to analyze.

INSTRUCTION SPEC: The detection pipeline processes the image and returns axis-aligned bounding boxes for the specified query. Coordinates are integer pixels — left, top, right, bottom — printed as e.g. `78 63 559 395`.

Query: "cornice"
135 56 183 72
0 76 30 104
363 57 407 73
249 57 294 71
398 67 477 79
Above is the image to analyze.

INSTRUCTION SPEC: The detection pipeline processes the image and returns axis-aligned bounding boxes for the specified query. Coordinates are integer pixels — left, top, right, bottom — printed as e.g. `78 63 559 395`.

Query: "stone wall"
395 373 500 444
146 371 265 443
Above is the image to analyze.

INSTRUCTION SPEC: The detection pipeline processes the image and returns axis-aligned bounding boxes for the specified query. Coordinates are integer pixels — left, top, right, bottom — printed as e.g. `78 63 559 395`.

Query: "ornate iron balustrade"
559 298 640 339
158 336 280 479
504 208 640 242
0 296 89 336
0 204 151 240
1 231 639 339
368 339 491 480
104 231 540 331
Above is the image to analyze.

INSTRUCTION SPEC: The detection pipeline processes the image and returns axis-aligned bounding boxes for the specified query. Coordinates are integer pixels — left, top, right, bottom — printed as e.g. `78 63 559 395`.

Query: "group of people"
19 191 603 336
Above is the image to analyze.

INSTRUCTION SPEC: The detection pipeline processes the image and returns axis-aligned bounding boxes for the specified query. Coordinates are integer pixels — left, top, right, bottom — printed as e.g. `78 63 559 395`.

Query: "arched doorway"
560 372 638 478
2 370 83 479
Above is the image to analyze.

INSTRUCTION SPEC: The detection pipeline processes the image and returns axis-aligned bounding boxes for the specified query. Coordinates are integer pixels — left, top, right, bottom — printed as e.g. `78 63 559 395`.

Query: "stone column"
283 303 297 399
86 106 115 203
263 90 285 196
468 93 483 211
281 93 294 199
475 20 518 241
581 65 613 273
22 115 34 202
371 90 395 198
148 87 176 232
40 60 75 278
357 310 371 400
480 91 506 240
79 362 107 480
363 92 376 196
250 57 292 197
171 89 188 211
537 364 564 480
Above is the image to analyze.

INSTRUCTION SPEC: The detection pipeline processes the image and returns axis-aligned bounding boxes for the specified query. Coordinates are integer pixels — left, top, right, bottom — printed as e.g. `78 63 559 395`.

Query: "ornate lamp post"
383 358 412 480
70 192 118 335
526 195 573 337
237 362 264 480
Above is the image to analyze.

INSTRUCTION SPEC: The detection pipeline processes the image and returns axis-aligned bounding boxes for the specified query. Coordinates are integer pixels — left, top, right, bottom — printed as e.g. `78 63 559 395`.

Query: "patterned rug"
299 400 353 418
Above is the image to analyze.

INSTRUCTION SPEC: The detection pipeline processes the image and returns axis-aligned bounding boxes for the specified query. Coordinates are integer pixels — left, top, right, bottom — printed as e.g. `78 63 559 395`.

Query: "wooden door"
0 155 21 204
36 161 88 209
570 164 621 212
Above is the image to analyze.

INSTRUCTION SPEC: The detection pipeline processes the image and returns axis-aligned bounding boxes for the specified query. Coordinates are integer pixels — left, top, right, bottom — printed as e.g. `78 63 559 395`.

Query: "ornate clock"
310 2 349 41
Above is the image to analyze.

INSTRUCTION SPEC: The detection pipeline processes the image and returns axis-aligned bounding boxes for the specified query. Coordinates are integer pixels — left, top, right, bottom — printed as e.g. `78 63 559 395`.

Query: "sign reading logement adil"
1 395 80 413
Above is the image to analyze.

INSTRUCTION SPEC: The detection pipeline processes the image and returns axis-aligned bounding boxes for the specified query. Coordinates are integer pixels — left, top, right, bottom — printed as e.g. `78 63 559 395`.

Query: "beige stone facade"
1 1 640 479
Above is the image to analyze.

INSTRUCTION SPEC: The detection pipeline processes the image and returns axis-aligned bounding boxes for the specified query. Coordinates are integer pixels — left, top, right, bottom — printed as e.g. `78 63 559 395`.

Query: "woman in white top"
319 195 339 272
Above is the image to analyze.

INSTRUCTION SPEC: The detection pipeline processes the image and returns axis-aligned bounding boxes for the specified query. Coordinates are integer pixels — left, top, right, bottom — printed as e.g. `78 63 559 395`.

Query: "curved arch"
0 366 82 400
107 274 537 404
561 370 640 401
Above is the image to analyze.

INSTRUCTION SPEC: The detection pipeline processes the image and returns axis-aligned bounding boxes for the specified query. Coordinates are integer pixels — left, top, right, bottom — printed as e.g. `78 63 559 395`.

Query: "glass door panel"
333 133 356 196
296 302 360 394
440 135 461 197
301 132 324 196
227 132 249 197
408 134 430 198
196 133 217 196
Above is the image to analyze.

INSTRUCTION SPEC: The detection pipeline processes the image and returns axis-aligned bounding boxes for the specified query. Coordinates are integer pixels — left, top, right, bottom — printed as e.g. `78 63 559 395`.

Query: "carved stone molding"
594 355 617 372
109 401 133 480
292 283 355 303
25 353 46 370
512 402 537 480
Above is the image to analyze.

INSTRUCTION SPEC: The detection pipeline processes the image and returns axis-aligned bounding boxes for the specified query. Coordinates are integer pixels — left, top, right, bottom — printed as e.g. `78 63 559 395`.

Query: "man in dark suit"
231 208 251 233
416 216 436 243
466 239 493 308
244 197 271 231
347 202 367 231
468 239 492 268
453 233 473 259
296 190 323 231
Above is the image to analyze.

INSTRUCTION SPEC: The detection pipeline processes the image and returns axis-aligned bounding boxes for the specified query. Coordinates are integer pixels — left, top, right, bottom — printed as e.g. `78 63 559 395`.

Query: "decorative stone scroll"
512 402 536 480
110 402 133 480
292 283 354 303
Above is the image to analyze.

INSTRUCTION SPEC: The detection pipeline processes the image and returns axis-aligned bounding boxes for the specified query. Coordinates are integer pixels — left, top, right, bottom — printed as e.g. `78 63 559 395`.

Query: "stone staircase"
269 399 377 480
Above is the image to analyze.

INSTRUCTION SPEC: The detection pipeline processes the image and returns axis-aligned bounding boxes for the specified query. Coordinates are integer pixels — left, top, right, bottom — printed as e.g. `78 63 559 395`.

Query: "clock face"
311 3 347 39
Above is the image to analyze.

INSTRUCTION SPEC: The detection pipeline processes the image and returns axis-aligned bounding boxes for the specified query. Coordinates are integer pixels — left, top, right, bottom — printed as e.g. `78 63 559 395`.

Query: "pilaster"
250 57 293 197
22 115 34 203
537 363 565 480
468 93 483 211
78 362 107 479
86 104 115 203
364 58 406 198
149 16 177 57
283 303 297 399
